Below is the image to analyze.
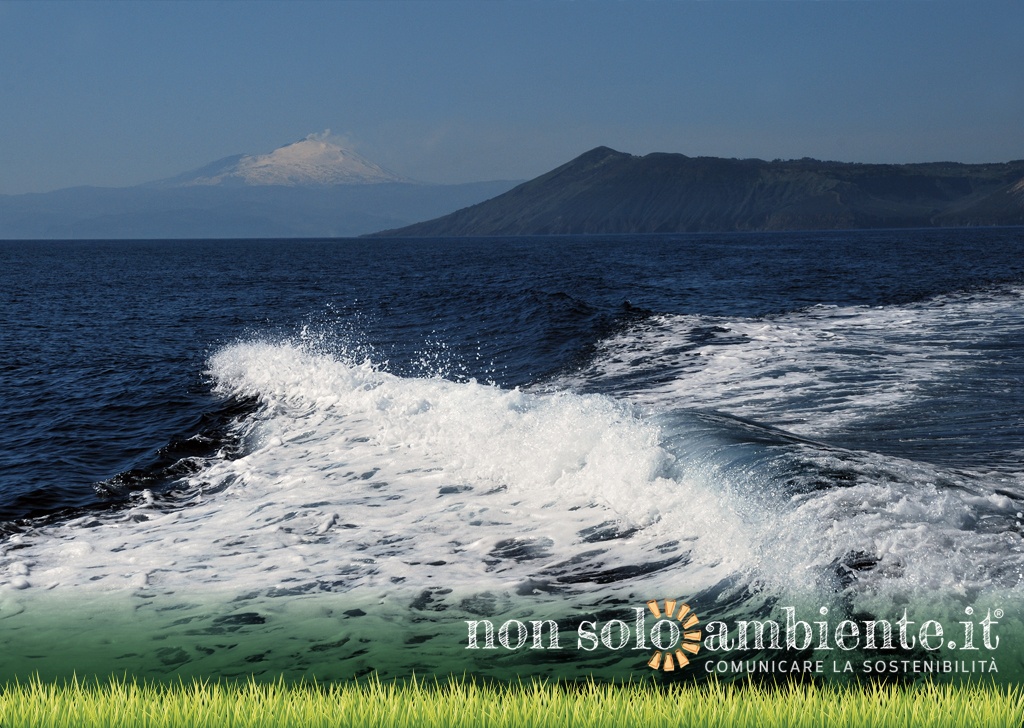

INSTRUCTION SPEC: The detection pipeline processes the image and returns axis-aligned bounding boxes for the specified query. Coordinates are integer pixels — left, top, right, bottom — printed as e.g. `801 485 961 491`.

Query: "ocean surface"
1 229 1023 680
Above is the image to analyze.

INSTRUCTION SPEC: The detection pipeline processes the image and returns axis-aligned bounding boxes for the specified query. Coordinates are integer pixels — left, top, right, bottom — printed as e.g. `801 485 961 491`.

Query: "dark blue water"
2 229 1023 524
2 228 1024 682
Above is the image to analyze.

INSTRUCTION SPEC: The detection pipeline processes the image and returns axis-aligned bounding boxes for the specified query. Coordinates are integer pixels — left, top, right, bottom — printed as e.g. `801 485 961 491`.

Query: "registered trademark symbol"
947 641 956 649
995 609 1004 619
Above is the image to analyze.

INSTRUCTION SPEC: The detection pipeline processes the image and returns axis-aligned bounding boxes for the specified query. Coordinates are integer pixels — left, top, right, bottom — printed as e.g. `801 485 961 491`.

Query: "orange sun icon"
645 599 701 671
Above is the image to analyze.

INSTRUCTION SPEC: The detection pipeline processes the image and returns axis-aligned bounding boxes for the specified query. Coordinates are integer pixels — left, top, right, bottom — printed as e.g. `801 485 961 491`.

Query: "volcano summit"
155 132 409 187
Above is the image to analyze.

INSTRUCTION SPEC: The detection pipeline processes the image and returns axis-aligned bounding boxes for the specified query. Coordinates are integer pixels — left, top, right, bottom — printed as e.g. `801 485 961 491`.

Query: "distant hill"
372 147 1024 236
0 134 519 239
147 134 410 187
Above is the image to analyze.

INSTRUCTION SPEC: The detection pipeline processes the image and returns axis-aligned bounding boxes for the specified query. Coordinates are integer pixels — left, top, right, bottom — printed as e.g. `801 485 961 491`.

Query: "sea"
1 229 1023 681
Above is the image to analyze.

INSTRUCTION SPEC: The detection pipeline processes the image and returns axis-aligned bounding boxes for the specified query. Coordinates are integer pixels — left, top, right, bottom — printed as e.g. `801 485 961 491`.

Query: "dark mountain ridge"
373 147 1024 236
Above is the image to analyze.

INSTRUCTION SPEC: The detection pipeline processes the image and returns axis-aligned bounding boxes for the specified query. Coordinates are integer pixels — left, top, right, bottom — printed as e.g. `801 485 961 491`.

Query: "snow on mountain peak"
182 132 408 187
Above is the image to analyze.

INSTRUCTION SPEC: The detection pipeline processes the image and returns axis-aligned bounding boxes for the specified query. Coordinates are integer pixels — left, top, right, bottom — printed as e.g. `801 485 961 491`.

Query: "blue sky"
1 0 1022 194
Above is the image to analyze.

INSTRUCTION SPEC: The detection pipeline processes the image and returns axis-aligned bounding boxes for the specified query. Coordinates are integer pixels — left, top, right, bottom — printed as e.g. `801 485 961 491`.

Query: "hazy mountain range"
146 134 409 188
374 146 1024 237
0 135 518 239
7 139 1023 240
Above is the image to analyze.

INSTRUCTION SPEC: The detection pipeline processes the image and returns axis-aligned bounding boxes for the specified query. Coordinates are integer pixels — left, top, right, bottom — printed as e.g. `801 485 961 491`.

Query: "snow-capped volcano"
164 133 408 187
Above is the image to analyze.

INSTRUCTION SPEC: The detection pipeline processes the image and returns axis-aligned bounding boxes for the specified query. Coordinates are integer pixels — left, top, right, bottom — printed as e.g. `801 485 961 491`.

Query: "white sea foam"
0 341 746 603
556 286 1024 442
1 324 1021 624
